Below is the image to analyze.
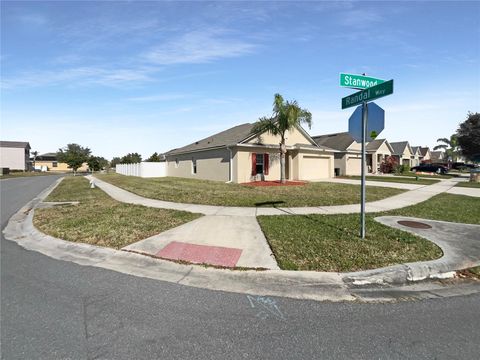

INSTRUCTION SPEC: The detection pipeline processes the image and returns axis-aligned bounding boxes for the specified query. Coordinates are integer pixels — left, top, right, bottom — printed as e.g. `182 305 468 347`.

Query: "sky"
1 0 479 160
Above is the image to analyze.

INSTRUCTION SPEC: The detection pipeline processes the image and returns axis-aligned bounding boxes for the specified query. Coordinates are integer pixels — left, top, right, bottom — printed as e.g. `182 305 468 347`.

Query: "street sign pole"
360 101 368 239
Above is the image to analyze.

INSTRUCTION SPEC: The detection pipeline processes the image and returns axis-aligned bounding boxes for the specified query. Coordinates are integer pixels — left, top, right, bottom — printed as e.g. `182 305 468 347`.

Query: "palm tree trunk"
280 141 286 183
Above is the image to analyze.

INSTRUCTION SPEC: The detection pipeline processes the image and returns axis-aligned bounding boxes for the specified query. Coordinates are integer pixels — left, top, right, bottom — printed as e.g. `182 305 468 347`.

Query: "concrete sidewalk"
123 215 279 269
345 216 480 285
89 175 459 216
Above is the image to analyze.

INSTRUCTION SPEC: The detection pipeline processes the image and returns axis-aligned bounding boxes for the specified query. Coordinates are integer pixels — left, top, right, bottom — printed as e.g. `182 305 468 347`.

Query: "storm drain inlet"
397 220 432 229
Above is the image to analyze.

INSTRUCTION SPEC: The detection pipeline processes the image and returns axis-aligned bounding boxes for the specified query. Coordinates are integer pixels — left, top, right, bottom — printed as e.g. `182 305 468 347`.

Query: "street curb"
3 177 479 303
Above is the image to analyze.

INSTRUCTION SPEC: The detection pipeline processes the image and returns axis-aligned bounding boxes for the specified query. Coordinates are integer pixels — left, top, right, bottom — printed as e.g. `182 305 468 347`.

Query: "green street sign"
341 79 394 109
340 73 385 90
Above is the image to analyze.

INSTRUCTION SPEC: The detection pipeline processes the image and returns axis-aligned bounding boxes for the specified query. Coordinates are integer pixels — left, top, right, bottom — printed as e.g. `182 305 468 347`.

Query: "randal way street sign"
340 73 385 90
342 79 394 109
348 102 385 142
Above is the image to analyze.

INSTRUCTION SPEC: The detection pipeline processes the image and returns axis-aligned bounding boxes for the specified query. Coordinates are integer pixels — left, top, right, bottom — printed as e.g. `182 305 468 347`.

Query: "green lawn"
1 172 64 179
257 193 478 272
455 182 480 188
340 175 438 185
95 173 405 207
34 177 200 249
382 193 480 225
257 214 442 272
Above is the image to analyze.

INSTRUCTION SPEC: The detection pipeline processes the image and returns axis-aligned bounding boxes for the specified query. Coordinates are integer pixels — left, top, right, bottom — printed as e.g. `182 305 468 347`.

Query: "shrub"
380 156 398 173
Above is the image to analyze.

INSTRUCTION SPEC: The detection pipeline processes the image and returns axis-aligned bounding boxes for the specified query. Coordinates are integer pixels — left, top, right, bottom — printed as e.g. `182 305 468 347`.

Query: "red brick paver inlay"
156 241 243 267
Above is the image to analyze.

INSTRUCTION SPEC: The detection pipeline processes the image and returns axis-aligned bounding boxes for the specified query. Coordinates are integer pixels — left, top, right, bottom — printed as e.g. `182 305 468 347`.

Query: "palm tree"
251 93 312 183
433 134 459 162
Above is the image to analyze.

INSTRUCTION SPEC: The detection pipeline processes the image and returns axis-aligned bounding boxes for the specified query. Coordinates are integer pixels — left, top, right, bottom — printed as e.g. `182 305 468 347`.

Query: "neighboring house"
390 141 414 168
0 141 31 171
164 123 336 183
410 146 422 167
366 139 394 174
429 151 445 164
312 132 362 176
417 147 431 163
34 152 89 172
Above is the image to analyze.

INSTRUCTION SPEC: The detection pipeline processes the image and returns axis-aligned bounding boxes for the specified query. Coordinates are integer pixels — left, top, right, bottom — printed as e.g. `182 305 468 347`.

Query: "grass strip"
34 176 201 249
257 213 442 272
95 173 405 207
382 193 480 225
340 175 438 185
258 193 478 271
455 182 480 188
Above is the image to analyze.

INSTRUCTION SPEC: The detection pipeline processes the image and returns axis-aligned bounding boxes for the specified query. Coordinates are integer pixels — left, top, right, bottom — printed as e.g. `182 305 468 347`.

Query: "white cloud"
1 66 156 89
143 28 256 65
127 93 188 102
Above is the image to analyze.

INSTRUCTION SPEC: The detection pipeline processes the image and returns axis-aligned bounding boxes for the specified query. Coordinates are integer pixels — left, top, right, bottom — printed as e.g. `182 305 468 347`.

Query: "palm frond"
433 145 447 150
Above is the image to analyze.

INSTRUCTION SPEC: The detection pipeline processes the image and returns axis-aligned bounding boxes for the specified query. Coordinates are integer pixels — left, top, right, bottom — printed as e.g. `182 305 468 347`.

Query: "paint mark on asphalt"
247 295 286 321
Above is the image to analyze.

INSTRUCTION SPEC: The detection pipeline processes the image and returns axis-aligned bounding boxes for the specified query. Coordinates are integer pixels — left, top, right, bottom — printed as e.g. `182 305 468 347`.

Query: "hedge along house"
164 123 336 183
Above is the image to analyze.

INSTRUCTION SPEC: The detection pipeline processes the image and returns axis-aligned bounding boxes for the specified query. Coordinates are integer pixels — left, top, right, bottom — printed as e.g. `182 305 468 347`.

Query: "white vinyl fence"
115 162 166 178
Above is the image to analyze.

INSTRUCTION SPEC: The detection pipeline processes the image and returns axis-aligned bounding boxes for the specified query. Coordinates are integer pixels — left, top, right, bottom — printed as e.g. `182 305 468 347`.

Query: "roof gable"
390 141 411 155
245 124 317 147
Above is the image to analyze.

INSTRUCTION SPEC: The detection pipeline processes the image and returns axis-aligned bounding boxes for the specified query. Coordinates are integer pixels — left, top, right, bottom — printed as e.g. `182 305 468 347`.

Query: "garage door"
346 156 362 176
301 156 331 180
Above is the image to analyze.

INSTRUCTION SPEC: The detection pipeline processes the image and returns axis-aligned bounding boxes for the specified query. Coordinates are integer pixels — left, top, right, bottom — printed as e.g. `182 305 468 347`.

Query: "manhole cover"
397 220 432 229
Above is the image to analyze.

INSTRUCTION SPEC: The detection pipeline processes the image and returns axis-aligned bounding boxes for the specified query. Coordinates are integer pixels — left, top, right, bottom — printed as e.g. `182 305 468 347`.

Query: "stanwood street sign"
340 73 385 90
341 79 394 109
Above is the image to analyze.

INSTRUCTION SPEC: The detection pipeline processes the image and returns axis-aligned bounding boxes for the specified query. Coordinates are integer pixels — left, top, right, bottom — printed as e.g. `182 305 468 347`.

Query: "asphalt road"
1 176 479 359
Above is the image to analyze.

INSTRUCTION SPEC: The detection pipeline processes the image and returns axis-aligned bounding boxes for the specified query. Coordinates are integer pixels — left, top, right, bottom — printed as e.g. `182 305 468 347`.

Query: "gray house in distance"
0 141 31 171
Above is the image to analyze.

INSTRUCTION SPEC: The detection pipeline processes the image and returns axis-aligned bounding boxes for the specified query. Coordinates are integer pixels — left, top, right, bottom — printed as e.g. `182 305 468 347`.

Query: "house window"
175 158 179 168
52 161 58 168
256 153 264 174
251 153 269 176
192 159 197 174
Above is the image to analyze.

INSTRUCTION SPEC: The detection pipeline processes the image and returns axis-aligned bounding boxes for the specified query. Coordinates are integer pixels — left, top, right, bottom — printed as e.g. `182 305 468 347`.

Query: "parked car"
411 164 448 174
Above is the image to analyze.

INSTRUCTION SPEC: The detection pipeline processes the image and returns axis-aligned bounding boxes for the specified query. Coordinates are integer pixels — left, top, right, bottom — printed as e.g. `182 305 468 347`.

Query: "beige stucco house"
410 146 422 167
390 141 414 168
366 139 394 173
417 147 431 163
312 133 394 176
0 141 31 171
164 123 336 183
34 152 89 172
312 132 363 176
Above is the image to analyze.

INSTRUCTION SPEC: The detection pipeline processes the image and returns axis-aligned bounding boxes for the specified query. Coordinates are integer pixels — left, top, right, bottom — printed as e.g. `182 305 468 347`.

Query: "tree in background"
87 156 109 172
251 93 312 183
433 134 459 162
120 153 142 164
457 112 480 162
146 152 162 162
57 144 91 175
110 157 122 168
31 151 38 171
